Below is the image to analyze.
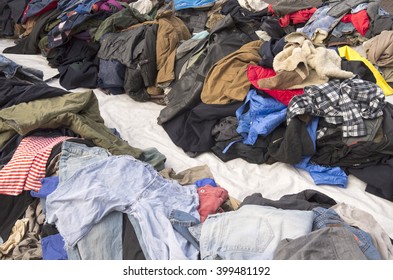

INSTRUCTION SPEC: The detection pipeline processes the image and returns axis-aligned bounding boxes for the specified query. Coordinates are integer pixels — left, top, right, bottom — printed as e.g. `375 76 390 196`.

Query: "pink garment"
247 64 304 106
0 136 72 196
197 185 229 223
95 0 123 12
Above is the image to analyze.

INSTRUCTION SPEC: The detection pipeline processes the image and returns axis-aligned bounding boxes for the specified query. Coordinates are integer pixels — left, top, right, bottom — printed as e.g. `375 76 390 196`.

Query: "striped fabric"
0 136 72 196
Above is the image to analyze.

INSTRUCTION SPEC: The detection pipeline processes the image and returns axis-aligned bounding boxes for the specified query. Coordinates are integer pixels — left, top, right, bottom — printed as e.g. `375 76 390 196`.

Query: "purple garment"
97 0 123 12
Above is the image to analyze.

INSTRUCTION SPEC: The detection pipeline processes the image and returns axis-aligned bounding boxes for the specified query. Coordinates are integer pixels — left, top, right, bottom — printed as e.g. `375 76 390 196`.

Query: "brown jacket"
155 10 192 85
201 40 263 104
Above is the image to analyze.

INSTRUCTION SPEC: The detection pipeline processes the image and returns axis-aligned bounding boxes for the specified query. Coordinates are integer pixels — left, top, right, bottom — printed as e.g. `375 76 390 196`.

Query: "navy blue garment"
0 77 69 109
97 59 125 95
74 0 101 14
258 37 286 68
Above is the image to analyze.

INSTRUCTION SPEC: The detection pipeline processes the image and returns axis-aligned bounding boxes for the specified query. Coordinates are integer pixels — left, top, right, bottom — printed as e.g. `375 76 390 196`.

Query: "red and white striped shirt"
0 136 72 196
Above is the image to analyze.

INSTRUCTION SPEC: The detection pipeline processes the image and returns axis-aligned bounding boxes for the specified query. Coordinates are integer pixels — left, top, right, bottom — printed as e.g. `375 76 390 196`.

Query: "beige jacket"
257 32 354 90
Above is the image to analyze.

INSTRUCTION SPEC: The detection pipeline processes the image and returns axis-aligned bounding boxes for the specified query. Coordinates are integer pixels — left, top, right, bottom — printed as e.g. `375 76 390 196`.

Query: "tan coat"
201 40 263 104
363 30 393 67
155 10 192 85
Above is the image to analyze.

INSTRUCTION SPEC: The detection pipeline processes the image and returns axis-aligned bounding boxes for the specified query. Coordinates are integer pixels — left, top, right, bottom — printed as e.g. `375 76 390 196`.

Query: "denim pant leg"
58 141 122 259
134 175 200 260
169 209 200 250
67 211 123 260
47 156 200 260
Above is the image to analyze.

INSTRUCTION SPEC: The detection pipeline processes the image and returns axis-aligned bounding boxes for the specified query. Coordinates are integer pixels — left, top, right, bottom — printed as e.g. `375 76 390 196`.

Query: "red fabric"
351 10 369 36
278 8 317 27
247 64 304 106
341 14 352 23
340 10 369 36
197 185 229 223
268 4 274 15
0 136 71 196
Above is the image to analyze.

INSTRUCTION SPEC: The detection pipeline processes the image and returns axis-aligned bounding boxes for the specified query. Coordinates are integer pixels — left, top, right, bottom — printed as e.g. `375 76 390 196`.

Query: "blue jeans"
58 141 111 184
58 141 123 259
199 205 314 260
170 209 200 250
46 155 200 260
67 211 123 260
312 207 382 260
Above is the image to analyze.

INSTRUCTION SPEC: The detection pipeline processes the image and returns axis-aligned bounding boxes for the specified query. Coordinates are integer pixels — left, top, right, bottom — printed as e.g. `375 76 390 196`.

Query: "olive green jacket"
0 90 165 169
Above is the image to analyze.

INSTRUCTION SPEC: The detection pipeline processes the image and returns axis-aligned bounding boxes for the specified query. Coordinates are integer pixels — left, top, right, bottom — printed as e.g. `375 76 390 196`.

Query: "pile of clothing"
1 0 393 260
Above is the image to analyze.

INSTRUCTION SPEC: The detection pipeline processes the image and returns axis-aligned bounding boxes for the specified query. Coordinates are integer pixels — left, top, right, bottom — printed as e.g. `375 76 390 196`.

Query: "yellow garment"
338 46 393 96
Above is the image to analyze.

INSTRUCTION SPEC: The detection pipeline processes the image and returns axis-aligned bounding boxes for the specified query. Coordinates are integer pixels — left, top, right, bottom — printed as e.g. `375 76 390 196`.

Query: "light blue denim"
46 155 200 260
0 54 43 81
67 211 123 260
58 141 111 185
0 54 22 78
312 207 382 260
199 205 314 260
57 141 123 260
331 22 355 38
298 6 342 39
169 209 200 250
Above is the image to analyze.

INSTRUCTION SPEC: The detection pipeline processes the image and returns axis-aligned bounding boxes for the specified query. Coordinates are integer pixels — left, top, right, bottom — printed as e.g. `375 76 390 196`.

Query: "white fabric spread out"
1 39 393 238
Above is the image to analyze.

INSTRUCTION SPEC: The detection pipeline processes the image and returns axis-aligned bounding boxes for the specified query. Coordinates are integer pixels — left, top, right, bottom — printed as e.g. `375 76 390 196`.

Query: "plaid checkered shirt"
287 77 385 138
